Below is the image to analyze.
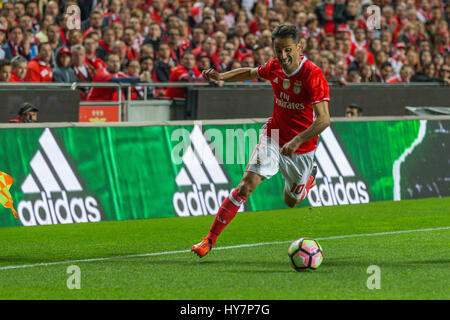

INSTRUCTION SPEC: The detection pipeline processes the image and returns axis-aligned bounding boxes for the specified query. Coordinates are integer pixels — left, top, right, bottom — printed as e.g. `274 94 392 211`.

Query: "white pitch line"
0 226 448 271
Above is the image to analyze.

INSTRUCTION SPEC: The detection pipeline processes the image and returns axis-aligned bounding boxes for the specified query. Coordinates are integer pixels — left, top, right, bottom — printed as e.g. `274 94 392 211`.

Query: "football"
288 238 323 271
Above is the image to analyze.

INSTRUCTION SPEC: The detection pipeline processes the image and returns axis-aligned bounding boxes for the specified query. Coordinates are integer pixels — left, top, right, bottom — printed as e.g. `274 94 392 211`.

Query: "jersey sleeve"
256 59 274 81
306 69 330 105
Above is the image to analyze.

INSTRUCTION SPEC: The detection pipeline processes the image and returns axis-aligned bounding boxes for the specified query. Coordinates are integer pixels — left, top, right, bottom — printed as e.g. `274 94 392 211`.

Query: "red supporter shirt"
24 58 53 82
86 56 106 71
257 57 330 154
9 71 23 82
165 65 201 99
87 69 127 101
324 4 335 34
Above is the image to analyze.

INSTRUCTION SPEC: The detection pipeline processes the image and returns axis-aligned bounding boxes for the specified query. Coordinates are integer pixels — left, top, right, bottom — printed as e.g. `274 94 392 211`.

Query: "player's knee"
236 181 254 198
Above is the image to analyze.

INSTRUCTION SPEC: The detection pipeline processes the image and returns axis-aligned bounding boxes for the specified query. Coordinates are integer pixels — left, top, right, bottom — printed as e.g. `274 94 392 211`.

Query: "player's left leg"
280 151 317 208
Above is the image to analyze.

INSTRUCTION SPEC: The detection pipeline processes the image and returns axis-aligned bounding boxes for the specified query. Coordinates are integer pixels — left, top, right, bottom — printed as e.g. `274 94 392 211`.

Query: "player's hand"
202 68 221 83
280 137 302 157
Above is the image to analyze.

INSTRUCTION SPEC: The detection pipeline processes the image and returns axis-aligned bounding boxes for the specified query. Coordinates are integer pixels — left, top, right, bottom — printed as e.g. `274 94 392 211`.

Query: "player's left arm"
280 101 330 156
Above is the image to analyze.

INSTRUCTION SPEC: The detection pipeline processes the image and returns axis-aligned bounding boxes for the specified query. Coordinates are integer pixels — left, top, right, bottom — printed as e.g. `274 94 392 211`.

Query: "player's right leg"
192 135 279 258
191 171 264 258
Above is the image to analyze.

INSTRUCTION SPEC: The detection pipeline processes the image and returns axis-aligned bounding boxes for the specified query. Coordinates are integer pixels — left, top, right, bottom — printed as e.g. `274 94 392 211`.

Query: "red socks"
206 189 247 246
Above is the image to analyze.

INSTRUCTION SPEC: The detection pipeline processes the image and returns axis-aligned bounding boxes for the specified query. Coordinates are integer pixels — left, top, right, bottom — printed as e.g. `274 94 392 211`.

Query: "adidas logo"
17 128 102 226
172 125 244 217
308 127 370 206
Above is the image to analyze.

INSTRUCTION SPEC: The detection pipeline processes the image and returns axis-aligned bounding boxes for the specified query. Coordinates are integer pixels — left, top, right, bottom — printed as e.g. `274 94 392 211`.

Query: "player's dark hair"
271 24 300 43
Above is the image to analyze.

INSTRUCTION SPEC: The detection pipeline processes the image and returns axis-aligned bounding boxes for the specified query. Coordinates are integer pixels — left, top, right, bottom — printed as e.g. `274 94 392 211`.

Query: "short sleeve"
257 60 274 81
307 69 330 104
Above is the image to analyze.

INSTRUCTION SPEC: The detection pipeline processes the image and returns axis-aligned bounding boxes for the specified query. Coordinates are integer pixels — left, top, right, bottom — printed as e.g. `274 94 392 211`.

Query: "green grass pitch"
0 198 449 300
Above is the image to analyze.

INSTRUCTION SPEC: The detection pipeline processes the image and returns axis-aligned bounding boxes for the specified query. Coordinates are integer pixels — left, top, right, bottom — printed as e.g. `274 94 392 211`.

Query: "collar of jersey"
283 56 307 77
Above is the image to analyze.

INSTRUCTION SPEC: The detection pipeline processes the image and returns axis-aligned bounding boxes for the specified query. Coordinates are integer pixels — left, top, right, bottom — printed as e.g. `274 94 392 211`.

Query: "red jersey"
257 57 330 154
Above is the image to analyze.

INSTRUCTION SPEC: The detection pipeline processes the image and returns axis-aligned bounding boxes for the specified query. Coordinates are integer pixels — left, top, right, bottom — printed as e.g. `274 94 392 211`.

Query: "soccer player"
192 24 330 258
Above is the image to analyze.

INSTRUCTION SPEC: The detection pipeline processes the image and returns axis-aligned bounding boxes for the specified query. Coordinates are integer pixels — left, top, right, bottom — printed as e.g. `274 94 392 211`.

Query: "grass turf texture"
0 198 449 300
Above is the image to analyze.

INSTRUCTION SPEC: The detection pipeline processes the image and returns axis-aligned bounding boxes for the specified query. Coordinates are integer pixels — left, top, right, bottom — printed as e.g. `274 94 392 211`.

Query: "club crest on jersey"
294 80 302 94
282 79 290 90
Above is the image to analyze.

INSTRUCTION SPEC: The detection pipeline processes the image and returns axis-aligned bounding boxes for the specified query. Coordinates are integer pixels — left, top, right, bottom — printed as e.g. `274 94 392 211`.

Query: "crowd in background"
0 0 448 101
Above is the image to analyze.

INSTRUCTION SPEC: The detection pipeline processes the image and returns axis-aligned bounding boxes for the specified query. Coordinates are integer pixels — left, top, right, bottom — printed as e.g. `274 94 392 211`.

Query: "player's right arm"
202 67 259 83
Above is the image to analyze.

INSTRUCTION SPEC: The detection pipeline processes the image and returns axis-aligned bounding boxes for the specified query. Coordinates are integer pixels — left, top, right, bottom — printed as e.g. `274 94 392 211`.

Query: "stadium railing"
0 82 447 122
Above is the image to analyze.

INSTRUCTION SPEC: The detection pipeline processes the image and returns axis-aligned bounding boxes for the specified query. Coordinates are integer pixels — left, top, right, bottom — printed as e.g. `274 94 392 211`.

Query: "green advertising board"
0 119 448 227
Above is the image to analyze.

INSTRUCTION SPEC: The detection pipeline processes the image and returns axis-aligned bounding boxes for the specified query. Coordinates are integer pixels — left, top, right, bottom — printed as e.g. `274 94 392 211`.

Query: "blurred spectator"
2 26 31 60
46 24 61 51
0 0 446 98
83 8 105 37
388 64 415 83
123 27 139 60
345 103 362 117
196 52 211 73
71 44 96 100
155 42 176 82
84 34 106 71
112 40 128 69
165 51 201 99
87 53 151 101
438 64 450 85
24 42 53 82
140 44 154 59
378 61 394 83
202 37 220 70
348 48 367 73
347 70 361 83
53 47 77 82
166 27 184 62
411 62 439 82
125 58 141 77
140 54 162 98
143 22 162 52
97 27 116 61
35 15 56 43
0 59 12 81
10 55 28 82
190 26 206 55
9 102 39 123
360 63 377 82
